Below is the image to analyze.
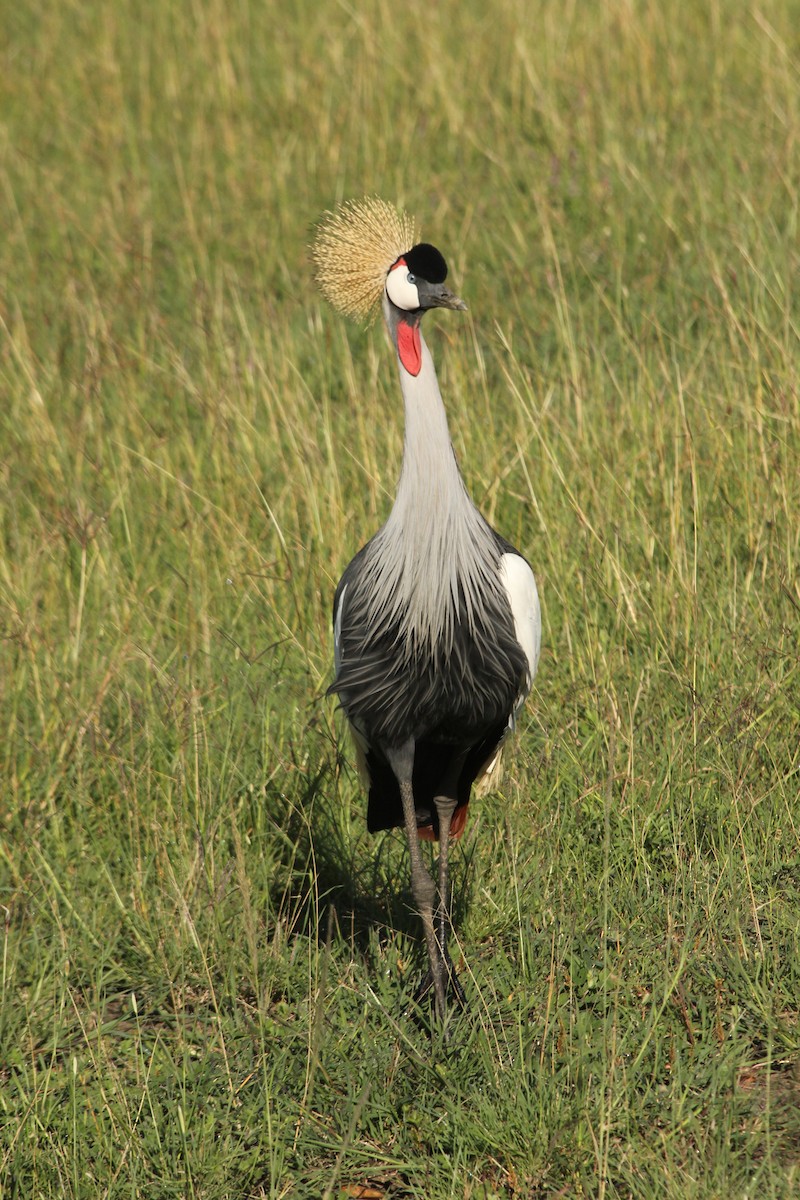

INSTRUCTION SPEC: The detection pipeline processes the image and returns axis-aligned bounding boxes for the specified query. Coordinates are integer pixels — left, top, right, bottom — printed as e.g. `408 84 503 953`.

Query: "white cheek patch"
385 264 420 311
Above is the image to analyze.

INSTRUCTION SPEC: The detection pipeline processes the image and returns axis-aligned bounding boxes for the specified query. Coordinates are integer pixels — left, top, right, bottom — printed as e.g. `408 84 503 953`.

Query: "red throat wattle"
397 322 422 376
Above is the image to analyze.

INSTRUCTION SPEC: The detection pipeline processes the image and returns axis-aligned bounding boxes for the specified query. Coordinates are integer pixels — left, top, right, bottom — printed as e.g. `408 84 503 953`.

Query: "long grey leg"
413 751 470 1020
434 795 461 1015
385 741 447 1019
413 792 467 1015
434 795 456 958
432 751 469 1013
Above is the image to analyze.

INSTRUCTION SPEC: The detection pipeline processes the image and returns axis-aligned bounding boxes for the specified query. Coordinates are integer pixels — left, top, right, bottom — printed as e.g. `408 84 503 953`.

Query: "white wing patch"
498 552 541 721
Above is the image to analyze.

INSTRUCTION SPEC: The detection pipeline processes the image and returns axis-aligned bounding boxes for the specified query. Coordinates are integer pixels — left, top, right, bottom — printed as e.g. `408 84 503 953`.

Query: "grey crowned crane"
313 198 541 1021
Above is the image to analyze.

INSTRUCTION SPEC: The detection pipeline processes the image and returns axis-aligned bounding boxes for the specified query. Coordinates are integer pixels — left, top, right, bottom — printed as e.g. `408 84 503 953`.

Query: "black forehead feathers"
404 242 448 284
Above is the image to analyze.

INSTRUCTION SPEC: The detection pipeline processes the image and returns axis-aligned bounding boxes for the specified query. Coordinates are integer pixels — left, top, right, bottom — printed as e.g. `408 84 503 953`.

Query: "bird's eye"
407 273 416 284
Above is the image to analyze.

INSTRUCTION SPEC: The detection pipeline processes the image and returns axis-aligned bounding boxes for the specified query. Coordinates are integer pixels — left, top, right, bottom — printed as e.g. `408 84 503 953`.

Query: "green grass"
2 0 800 1195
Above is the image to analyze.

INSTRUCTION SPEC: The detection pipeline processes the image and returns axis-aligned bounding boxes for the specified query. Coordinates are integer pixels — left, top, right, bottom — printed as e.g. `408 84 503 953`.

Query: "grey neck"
363 296 501 653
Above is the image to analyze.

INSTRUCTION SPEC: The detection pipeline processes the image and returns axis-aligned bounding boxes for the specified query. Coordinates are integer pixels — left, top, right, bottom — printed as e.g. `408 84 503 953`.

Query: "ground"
1 0 799 1195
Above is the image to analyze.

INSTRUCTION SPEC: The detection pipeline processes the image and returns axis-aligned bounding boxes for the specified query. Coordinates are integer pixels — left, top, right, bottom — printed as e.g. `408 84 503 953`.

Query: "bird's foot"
411 951 467 1013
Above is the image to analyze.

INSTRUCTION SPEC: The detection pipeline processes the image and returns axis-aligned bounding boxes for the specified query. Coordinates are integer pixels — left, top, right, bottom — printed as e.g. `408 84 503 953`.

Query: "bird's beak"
419 282 468 312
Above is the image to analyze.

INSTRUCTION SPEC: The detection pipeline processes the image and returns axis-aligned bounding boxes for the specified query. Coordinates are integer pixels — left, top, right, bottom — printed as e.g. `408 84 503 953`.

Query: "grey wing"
333 581 347 677
332 577 373 790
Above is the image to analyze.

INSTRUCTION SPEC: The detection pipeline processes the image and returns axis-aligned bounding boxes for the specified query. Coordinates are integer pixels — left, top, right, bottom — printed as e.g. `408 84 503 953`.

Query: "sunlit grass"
2 0 800 1196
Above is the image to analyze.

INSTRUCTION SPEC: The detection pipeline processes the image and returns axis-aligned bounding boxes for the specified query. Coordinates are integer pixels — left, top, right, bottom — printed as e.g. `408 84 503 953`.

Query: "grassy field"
2 0 800 1195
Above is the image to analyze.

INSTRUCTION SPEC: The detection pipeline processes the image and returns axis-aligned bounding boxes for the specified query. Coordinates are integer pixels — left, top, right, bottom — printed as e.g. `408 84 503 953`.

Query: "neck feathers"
364 300 501 653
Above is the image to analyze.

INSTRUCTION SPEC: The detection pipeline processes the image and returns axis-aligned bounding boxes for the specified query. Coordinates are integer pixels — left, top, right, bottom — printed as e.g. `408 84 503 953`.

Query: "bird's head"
385 243 467 319
312 197 466 325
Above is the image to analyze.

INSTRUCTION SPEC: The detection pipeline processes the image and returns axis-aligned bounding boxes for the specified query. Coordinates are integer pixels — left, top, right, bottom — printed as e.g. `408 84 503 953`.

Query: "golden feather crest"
312 197 417 323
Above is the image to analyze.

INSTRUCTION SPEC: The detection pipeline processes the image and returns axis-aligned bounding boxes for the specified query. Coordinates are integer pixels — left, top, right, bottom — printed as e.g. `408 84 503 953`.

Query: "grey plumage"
332 526 528 749
313 199 541 1022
